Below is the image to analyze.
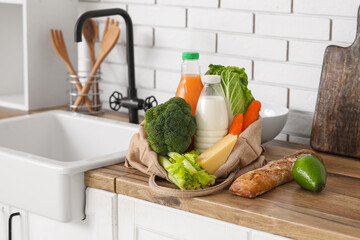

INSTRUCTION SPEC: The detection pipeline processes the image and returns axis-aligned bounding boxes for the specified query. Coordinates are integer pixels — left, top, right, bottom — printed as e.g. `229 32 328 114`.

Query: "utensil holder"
67 71 103 114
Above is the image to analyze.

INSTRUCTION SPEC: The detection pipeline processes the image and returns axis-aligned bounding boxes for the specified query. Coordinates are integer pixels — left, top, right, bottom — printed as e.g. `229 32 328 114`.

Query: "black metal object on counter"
74 8 157 124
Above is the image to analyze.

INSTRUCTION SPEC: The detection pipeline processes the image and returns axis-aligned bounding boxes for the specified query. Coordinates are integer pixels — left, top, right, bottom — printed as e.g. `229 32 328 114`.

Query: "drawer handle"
8 212 20 240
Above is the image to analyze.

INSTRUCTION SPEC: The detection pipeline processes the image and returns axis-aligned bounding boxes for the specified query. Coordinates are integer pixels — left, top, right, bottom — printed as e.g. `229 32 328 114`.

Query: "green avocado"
293 154 327 192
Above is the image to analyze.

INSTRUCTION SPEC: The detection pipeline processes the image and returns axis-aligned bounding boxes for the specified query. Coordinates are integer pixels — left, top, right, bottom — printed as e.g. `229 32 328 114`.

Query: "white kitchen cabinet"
0 0 77 110
27 188 117 240
3 189 291 240
117 194 291 240
0 203 8 240
1 188 116 240
0 203 28 240
8 207 28 240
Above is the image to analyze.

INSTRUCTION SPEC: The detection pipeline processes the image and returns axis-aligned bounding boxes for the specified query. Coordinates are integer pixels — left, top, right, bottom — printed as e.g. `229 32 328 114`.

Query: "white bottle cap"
202 75 221 84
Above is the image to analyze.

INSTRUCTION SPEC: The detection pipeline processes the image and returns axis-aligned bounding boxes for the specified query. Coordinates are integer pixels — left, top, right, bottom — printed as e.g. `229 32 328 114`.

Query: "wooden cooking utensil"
311 7 360 158
50 29 93 112
103 17 119 39
82 19 101 111
82 19 98 67
72 24 120 110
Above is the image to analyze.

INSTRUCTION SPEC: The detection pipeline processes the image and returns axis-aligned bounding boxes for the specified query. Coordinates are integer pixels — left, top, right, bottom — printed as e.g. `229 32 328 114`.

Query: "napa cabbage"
206 64 254 123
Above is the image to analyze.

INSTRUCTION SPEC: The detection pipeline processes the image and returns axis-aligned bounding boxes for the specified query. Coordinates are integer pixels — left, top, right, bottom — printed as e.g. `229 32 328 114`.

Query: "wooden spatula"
72 24 120 110
50 29 93 112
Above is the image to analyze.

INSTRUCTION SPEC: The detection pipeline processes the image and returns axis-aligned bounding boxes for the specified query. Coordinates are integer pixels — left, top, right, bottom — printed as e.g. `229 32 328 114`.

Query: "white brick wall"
332 19 357 43
78 0 359 143
293 0 360 17
289 88 318 112
221 0 291 13
288 41 329 65
99 23 154 46
188 8 253 33
254 61 321 88
200 54 252 76
218 34 287 60
155 70 179 93
248 82 288 107
134 47 181 70
157 0 219 8
128 5 186 27
155 28 216 52
256 14 331 40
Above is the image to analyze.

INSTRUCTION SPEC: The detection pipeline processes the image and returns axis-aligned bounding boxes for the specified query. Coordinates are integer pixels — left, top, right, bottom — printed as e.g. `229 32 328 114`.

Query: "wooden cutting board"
311 8 360 158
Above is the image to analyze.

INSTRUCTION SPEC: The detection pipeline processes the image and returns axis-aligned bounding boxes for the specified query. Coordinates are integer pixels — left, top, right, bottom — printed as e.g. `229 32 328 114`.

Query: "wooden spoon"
82 19 101 110
50 29 93 112
82 19 98 67
72 24 120 110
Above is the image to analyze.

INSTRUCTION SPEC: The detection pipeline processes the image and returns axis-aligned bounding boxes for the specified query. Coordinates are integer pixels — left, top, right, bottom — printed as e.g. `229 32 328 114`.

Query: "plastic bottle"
175 52 203 116
194 75 229 153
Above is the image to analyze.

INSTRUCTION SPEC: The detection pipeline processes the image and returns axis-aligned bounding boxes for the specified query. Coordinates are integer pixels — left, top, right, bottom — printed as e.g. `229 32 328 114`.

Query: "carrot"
229 113 243 135
242 100 261 131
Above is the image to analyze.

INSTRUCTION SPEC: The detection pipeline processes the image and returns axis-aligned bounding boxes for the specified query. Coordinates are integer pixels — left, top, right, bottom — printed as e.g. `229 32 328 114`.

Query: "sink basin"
0 110 138 222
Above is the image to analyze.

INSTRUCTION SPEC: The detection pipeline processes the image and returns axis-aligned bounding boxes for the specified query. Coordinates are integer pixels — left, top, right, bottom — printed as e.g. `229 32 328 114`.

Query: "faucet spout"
74 8 138 123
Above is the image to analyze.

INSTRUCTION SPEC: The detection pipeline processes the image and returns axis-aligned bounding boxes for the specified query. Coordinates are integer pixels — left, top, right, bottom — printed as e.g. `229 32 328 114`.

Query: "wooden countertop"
0 107 359 240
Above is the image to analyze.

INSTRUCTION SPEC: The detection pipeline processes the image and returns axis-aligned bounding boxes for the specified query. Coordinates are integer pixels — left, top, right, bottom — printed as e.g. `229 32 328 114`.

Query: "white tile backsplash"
155 70 179 93
103 44 127 64
134 47 181 70
254 61 322 89
128 5 186 27
77 0 357 143
157 0 219 8
155 28 216 52
256 14 331 40
289 88 318 112
293 0 360 17
248 82 288 107
332 19 357 43
188 8 253 33
221 0 292 13
102 0 155 4
101 62 155 89
218 34 287 60
288 40 329 65
282 111 314 138
99 23 154 46
200 54 253 77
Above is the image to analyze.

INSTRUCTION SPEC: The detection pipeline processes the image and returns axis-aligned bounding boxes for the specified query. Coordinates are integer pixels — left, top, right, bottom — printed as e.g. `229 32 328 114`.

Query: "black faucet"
74 8 157 124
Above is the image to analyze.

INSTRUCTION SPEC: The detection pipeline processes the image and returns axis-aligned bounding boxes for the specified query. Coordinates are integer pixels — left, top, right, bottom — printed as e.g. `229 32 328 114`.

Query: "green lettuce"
158 151 216 190
206 64 254 121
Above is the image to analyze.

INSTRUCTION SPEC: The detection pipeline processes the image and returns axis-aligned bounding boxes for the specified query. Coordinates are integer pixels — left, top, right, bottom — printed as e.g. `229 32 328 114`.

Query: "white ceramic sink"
0 110 138 222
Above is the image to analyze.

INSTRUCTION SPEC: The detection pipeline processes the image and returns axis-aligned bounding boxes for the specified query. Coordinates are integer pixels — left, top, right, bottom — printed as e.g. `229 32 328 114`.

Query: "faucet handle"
109 91 157 113
143 96 158 111
109 91 123 111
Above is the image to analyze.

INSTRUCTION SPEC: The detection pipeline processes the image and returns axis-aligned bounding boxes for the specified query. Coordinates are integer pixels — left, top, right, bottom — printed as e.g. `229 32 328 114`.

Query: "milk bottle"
194 75 229 153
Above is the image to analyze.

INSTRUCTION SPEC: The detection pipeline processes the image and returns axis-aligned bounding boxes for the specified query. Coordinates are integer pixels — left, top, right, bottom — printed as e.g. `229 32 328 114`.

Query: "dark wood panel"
311 7 360 158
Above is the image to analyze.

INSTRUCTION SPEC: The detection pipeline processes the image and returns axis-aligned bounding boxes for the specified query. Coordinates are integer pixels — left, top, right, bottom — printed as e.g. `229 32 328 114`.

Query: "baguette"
229 149 323 198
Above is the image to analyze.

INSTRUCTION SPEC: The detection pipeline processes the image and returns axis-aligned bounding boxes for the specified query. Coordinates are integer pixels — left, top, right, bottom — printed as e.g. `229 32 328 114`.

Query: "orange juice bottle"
176 52 203 116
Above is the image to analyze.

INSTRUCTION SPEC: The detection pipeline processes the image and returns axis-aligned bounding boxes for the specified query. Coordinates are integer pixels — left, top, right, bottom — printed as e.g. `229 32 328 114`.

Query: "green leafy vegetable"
206 64 254 122
144 97 197 155
158 151 216 190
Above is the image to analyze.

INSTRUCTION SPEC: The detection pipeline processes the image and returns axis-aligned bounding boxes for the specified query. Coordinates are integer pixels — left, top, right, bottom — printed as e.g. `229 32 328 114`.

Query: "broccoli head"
144 97 197 155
